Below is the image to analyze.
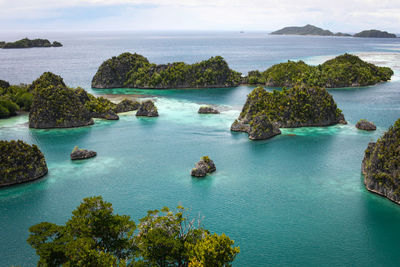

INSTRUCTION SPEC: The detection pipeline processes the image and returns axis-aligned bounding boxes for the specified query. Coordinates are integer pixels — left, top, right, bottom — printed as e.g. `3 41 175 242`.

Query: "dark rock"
114 99 140 113
362 119 400 204
0 80 10 89
190 156 216 177
230 119 250 133
29 73 94 129
136 100 158 117
356 119 376 131
0 140 48 187
248 115 281 140
198 106 220 114
70 146 97 160
52 41 63 47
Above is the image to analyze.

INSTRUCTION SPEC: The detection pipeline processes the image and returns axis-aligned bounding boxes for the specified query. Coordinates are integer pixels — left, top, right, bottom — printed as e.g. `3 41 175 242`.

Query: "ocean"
1 31 400 266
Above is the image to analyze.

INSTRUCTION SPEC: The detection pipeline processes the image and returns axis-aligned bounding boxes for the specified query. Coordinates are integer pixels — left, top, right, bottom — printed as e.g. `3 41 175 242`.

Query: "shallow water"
1 32 400 266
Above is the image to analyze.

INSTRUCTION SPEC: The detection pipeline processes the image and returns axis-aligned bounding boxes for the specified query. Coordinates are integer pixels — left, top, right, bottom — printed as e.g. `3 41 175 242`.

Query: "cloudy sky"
0 0 399 32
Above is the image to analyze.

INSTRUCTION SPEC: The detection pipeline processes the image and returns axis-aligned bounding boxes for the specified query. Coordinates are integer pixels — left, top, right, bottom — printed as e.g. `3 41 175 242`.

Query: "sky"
0 0 399 32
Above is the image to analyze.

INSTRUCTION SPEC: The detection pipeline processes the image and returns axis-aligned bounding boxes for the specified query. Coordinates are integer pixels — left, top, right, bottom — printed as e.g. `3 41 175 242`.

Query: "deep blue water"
1 31 400 266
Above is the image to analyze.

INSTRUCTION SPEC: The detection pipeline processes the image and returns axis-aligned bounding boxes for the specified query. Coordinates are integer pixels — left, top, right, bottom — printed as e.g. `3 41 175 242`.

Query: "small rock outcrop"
356 119 377 131
198 106 220 114
70 146 97 160
114 99 140 113
190 156 216 177
362 119 400 204
136 100 158 117
248 115 281 140
0 140 48 187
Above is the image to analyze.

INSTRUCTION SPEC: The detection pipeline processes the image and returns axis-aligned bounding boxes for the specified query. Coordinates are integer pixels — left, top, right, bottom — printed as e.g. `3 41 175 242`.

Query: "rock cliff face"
190 156 216 177
248 115 281 140
29 73 94 129
356 119 376 131
362 119 400 204
0 140 48 187
92 53 242 89
136 100 158 117
232 86 345 140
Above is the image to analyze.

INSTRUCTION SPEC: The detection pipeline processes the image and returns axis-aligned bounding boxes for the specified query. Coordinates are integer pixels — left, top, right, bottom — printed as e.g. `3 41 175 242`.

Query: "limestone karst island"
1 1 400 266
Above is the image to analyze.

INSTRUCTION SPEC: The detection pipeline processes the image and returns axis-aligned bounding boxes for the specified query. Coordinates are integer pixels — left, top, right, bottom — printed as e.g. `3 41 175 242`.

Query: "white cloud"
0 0 399 32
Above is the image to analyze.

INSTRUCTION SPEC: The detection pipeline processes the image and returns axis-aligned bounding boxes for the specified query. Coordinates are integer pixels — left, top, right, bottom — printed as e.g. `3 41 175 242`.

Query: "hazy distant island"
271 24 397 38
271 24 351 36
353 30 397 38
0 38 62 49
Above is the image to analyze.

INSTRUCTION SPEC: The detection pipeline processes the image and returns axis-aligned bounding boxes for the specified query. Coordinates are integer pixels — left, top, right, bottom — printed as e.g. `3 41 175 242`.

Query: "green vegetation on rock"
28 72 141 128
0 81 33 118
246 54 393 88
362 119 400 204
28 196 239 266
232 86 345 140
92 53 242 89
29 73 94 128
0 140 48 187
2 38 62 49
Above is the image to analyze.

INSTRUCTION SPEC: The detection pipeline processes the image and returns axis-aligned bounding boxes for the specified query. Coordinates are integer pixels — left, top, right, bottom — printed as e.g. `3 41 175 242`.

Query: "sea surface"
1 31 400 266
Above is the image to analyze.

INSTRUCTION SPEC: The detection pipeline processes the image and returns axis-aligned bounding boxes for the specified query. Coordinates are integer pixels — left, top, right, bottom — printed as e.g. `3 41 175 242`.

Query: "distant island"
0 38 62 49
353 30 397 38
271 24 351 37
271 24 397 38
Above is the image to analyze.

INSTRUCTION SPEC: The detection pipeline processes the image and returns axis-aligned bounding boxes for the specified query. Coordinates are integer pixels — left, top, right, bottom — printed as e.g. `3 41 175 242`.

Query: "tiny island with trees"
0 38 62 49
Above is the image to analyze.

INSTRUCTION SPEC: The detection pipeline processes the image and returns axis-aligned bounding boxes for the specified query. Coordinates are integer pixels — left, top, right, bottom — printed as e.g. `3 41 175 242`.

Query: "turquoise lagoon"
1 32 400 266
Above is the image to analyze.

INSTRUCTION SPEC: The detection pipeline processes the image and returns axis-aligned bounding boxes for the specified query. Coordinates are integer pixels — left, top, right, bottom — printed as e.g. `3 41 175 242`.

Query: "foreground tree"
28 197 239 267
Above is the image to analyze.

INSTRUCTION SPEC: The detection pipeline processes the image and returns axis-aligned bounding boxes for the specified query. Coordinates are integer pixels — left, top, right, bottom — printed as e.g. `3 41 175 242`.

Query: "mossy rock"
246 53 394 88
356 119 376 131
136 100 158 117
29 73 93 128
0 140 48 187
362 119 400 204
92 53 242 89
234 86 345 131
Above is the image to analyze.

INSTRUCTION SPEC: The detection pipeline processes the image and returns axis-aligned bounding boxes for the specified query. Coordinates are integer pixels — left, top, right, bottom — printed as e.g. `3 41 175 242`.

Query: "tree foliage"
28 197 239 267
